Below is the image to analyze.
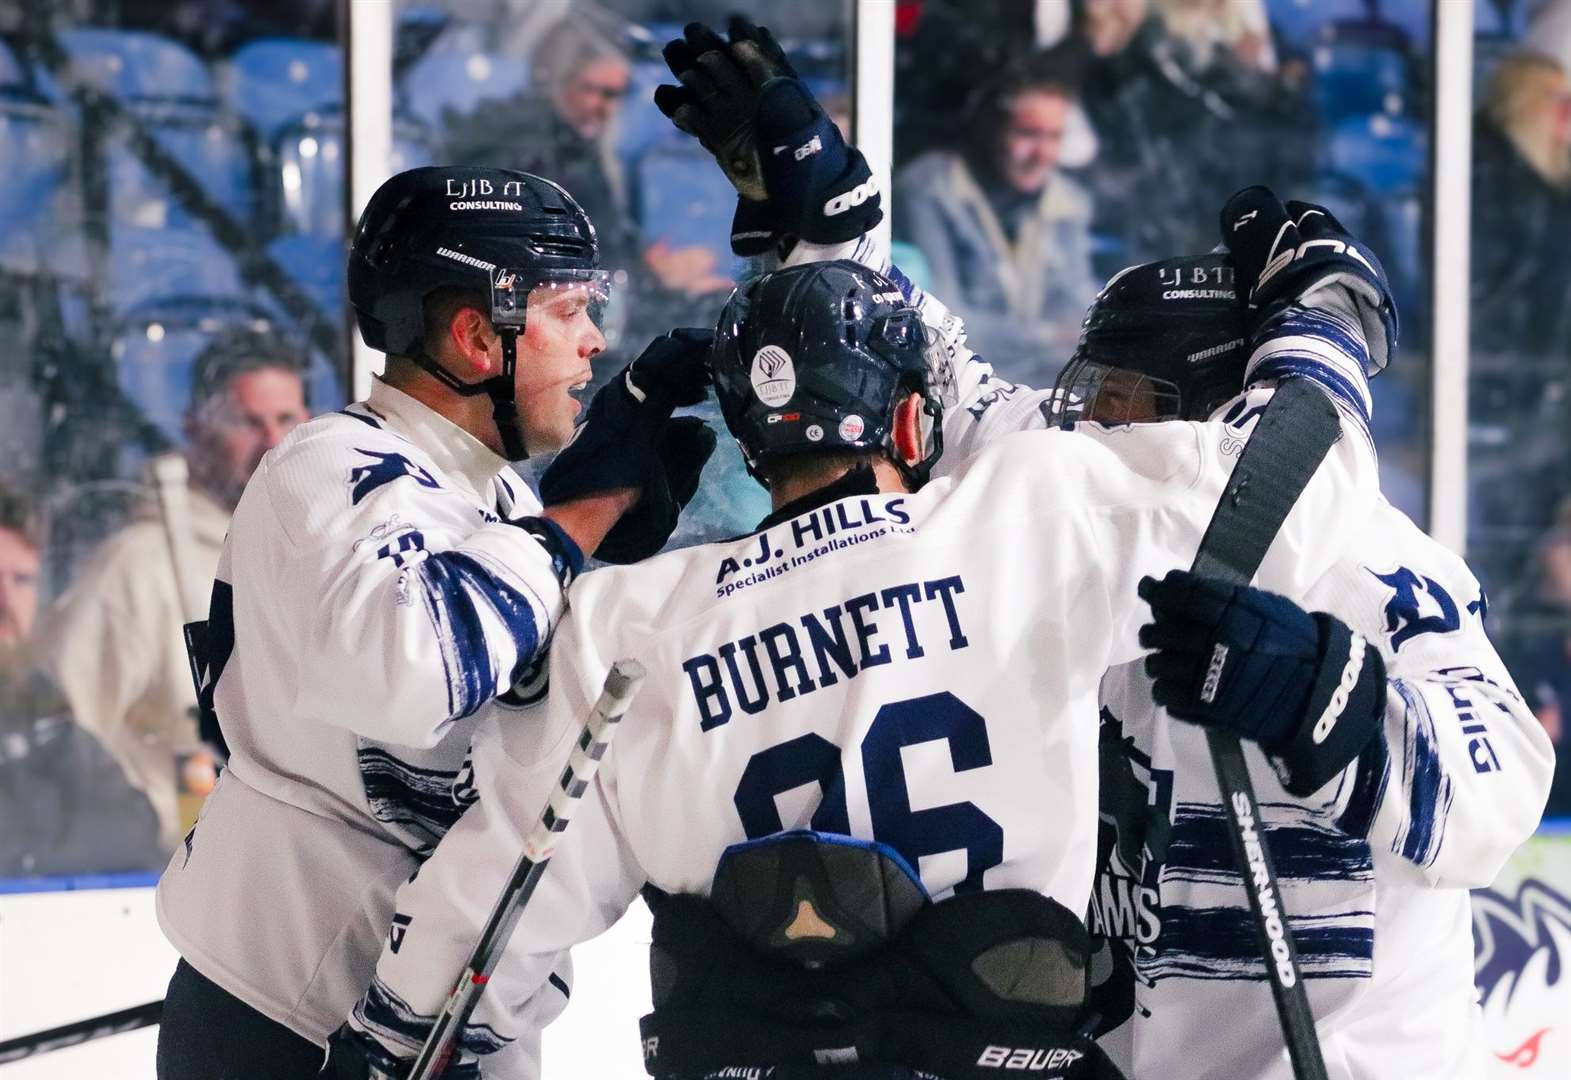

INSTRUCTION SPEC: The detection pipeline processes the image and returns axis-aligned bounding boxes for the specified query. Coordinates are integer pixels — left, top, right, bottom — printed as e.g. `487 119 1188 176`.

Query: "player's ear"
448 306 499 377
891 391 925 467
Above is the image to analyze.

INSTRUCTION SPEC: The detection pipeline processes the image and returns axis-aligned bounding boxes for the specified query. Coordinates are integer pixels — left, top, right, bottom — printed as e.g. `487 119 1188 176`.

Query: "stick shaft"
0 1000 162 1064
1187 379 1336 1080
408 659 646 1080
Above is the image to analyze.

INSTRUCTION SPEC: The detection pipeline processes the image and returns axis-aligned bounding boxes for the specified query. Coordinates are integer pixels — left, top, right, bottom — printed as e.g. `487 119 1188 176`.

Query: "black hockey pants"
157 959 324 1079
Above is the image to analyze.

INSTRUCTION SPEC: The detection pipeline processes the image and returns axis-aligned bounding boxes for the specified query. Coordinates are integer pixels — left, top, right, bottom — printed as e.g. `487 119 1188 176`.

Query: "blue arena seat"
102 109 258 231
0 97 78 277
266 232 345 320
634 147 738 270
226 38 343 140
272 111 435 236
108 226 246 317
398 24 530 129
44 28 216 104
1311 37 1413 122
0 36 29 92
1267 0 1428 51
1327 114 1425 193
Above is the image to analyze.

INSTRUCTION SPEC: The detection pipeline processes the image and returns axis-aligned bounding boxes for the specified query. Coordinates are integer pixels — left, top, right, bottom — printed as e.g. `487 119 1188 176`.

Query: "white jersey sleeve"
1315 504 1554 888
780 236 1377 478
253 410 574 748
349 611 644 1076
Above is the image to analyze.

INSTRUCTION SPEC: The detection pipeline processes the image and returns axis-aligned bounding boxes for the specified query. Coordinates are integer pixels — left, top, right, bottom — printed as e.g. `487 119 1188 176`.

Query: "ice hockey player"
154 166 718 1079
316 229 1388 1078
650 24 1544 1075
1047 251 1555 1079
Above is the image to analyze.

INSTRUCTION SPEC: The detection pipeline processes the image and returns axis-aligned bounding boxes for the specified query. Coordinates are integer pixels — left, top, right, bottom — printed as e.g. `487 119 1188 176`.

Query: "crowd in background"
0 0 1569 881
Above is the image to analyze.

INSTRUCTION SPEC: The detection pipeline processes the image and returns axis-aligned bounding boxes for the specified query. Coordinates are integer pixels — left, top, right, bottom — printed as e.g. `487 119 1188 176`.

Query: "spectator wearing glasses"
36 330 310 855
444 12 731 339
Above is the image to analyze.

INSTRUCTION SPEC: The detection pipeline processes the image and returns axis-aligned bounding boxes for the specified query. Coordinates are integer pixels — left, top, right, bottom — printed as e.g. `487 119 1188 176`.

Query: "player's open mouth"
567 377 591 400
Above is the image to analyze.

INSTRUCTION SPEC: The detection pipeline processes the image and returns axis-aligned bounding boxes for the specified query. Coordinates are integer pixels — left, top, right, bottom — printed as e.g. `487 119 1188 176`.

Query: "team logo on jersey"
1473 878 1571 1073
751 345 796 407
348 449 440 506
1370 566 1462 651
838 414 865 441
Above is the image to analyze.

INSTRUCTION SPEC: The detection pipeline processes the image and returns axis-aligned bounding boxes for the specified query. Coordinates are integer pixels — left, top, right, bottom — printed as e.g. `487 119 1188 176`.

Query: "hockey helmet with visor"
348 166 612 459
1047 251 1248 427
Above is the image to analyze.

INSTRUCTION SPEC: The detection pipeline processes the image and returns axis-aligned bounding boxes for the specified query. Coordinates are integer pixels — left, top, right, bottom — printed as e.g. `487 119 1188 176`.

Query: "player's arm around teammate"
154 167 717 1080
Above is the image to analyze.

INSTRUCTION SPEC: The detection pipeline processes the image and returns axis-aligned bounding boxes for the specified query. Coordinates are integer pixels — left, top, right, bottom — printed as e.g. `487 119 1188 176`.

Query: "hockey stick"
408 658 647 1080
1187 377 1338 1080
0 1000 162 1064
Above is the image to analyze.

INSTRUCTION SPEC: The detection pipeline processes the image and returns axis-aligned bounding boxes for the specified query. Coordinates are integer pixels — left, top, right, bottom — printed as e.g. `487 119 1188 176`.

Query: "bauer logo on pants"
751 346 796 407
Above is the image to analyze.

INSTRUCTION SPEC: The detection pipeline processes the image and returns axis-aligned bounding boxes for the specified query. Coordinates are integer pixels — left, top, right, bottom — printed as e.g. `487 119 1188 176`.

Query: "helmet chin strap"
406 327 531 462
487 329 530 462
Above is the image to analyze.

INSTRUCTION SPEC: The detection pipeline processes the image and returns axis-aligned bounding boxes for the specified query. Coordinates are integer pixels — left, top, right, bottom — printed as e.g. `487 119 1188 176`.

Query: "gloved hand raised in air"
1137 570 1387 797
653 17 881 255
540 328 717 564
1220 185 1397 373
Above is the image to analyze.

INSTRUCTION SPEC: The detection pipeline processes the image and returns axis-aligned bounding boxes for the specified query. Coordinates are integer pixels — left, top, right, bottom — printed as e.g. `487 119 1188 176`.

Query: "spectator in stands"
36 329 308 855
894 49 1098 378
1471 50 1571 357
1073 0 1310 267
1518 496 1571 815
443 12 730 341
0 483 162 878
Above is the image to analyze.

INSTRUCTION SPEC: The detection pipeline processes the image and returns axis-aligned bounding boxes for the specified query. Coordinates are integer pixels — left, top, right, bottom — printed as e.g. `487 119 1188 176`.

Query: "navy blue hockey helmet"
713 261 942 487
348 166 610 458
1047 252 1248 426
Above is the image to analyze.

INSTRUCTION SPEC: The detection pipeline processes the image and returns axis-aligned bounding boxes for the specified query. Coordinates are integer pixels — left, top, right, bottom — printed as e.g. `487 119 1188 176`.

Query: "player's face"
556 57 631 140
998 90 1069 194
1086 369 1164 424
516 283 605 453
0 526 40 647
192 368 310 507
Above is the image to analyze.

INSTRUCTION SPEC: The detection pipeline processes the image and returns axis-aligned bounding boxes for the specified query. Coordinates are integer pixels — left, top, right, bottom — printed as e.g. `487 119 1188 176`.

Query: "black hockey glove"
654 17 880 249
654 17 793 201
1137 570 1386 797
593 416 717 564
1220 185 1397 372
540 329 716 558
318 1022 407 1080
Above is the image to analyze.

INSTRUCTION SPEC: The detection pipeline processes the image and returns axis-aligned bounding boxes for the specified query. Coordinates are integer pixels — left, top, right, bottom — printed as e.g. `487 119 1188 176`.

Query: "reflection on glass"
1470 13 1571 816
398 0 851 546
893 0 1431 524
0 5 344 880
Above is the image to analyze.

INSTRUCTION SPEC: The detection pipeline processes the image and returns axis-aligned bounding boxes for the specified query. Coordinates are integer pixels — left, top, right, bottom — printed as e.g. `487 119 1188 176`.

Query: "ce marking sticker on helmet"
751 346 796 407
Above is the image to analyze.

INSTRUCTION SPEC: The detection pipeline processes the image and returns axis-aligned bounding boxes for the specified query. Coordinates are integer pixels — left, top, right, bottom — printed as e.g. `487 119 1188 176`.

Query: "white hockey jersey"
839 237 1554 1078
347 394 1378 1074
155 378 577 1062
1090 498 1554 1080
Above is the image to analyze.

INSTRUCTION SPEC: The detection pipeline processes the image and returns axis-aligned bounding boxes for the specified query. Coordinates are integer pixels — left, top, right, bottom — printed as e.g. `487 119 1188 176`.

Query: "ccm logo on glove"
1312 631 1367 744
824 177 879 217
